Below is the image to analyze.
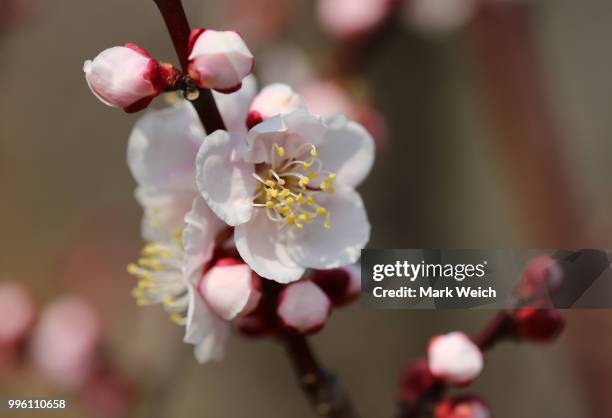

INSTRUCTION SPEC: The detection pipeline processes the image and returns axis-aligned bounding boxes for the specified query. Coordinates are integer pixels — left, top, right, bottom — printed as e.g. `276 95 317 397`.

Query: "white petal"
200 264 259 321
244 110 326 164
195 130 257 226
234 210 305 283
214 75 257 135
286 187 370 269
127 102 204 191
184 286 230 363
249 83 306 121
277 281 330 333
136 187 196 242
183 195 227 282
317 116 375 188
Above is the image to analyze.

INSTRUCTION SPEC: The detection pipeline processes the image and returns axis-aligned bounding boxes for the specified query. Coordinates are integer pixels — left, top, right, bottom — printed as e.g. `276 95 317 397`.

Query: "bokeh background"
1 0 612 417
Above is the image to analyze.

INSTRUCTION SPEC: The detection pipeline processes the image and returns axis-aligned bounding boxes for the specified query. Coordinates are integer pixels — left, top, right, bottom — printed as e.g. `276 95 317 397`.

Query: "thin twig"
152 0 226 133
262 280 360 418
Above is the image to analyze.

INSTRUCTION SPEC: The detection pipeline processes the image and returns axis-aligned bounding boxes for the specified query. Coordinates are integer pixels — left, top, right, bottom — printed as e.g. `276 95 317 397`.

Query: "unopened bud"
427 332 483 386
247 84 305 129
188 29 254 93
514 308 565 343
434 395 491 418
84 44 164 113
277 281 331 334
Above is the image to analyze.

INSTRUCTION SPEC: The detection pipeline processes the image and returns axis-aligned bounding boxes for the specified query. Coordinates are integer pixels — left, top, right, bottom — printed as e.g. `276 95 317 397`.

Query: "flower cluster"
85 27 374 363
397 256 565 417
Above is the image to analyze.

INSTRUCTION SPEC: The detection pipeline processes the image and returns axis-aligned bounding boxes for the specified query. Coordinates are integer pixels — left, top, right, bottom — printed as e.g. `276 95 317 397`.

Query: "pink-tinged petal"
127 102 204 192
427 332 483 386
188 30 254 92
317 0 393 40
0 281 36 344
318 116 375 188
31 296 102 388
248 84 305 126
286 187 370 270
184 286 230 363
183 195 227 282
234 211 305 283
277 281 331 334
84 45 162 112
244 110 326 163
196 130 257 226
214 75 258 135
199 261 260 321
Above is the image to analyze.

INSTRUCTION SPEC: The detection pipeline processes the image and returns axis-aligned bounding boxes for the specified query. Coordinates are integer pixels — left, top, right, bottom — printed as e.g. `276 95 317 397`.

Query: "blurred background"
1 0 612 417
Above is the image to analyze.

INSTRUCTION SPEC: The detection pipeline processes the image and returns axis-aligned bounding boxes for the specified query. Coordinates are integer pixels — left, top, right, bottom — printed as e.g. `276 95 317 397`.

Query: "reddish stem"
152 0 226 133
262 280 360 418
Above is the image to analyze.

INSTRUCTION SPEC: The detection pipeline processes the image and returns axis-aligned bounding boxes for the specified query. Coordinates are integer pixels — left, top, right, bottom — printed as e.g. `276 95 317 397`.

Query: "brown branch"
152 0 226 133
262 280 360 418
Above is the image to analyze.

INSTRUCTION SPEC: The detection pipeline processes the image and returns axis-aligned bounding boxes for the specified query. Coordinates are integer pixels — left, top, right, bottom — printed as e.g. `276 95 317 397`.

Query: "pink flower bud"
188 29 254 93
84 44 164 113
514 308 565 343
398 361 436 404
515 255 562 301
247 84 305 129
277 281 331 334
316 0 394 40
427 332 483 386
0 281 36 345
311 266 360 307
31 296 102 388
199 258 261 321
403 0 478 35
434 396 491 418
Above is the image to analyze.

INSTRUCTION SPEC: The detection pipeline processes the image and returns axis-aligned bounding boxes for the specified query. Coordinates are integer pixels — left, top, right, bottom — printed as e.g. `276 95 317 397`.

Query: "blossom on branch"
196 110 374 283
427 332 483 386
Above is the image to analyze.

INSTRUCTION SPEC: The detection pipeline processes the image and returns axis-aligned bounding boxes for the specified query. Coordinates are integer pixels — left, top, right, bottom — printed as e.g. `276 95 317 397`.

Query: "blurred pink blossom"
82 367 134 418
30 296 102 388
402 0 478 34
317 0 394 40
0 281 36 345
225 0 294 45
427 332 483 386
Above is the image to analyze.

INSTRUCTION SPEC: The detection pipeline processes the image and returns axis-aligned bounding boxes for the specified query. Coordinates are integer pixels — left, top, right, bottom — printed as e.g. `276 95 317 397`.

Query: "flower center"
127 234 189 325
252 143 336 230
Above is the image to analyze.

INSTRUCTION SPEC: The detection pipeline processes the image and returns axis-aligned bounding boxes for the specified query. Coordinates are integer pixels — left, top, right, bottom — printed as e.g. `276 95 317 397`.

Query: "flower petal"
184 286 230 363
317 116 375 188
183 195 227 282
234 211 305 283
136 187 196 242
200 264 259 321
127 102 204 191
244 110 326 164
214 75 257 135
196 130 257 226
286 187 370 269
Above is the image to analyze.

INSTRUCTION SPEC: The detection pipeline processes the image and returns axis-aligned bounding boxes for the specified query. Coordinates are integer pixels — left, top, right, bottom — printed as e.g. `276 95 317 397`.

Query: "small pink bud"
427 332 483 386
0 281 36 345
188 29 254 93
403 0 478 35
277 281 331 334
311 267 360 307
84 44 163 113
199 258 261 321
30 296 102 388
434 396 491 418
398 361 436 404
514 308 565 343
317 0 394 40
515 255 562 301
247 84 305 128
